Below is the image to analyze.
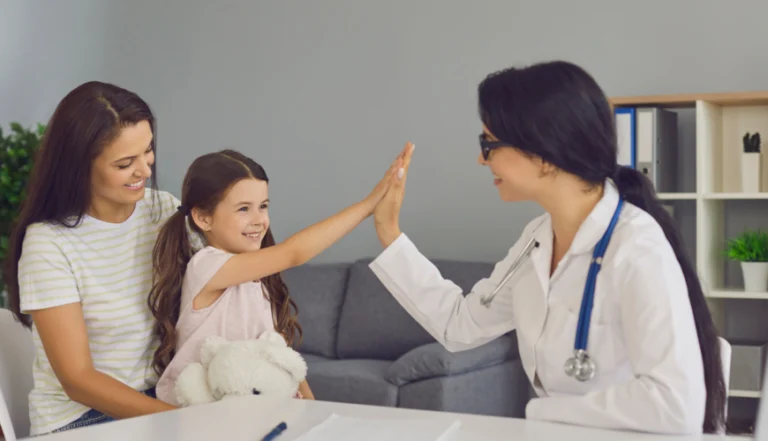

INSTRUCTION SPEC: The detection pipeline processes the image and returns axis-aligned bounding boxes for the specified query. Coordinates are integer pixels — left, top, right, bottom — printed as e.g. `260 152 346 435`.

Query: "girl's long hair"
147 149 301 375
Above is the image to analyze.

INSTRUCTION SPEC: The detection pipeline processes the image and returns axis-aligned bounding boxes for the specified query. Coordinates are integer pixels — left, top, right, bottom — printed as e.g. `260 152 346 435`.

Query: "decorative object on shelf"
0 122 45 308
742 131 762 193
725 229 768 292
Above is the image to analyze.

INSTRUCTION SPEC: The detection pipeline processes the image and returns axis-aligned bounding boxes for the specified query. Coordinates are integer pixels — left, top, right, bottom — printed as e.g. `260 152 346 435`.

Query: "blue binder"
614 107 636 168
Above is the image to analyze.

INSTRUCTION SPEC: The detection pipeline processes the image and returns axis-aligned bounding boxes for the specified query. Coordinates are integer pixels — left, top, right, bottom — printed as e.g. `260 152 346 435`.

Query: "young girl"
148 147 409 405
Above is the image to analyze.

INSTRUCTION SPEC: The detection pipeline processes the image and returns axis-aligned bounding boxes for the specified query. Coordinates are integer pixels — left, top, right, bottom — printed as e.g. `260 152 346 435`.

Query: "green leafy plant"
725 229 768 262
0 122 45 306
743 132 761 153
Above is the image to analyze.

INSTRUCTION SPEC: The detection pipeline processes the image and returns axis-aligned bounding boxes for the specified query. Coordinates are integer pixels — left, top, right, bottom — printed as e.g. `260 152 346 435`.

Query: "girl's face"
197 178 270 254
477 124 547 202
90 120 155 214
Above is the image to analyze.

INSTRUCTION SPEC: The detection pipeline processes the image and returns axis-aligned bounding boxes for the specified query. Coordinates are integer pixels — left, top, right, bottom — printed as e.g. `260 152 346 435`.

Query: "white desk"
30 397 746 441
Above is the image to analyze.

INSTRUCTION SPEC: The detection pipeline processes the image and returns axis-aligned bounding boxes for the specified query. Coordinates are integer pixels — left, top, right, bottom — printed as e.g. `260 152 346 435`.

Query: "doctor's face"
477 126 547 202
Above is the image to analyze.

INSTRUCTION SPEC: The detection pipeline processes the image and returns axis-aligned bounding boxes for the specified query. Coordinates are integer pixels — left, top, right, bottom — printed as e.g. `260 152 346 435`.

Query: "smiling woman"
1 81 194 435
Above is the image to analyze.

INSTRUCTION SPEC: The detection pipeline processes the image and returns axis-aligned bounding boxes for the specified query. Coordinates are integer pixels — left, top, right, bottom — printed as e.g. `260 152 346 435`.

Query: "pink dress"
155 246 278 405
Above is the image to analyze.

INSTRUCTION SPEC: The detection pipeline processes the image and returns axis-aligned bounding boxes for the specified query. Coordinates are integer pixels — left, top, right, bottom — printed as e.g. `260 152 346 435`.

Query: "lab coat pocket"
541 305 627 394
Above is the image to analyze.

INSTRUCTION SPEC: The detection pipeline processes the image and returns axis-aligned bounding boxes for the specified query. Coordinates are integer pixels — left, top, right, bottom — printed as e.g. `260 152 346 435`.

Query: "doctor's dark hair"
147 149 301 376
478 60 726 434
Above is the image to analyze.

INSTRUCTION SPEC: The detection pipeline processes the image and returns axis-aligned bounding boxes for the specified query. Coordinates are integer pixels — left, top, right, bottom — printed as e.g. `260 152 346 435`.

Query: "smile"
243 232 262 241
125 179 145 190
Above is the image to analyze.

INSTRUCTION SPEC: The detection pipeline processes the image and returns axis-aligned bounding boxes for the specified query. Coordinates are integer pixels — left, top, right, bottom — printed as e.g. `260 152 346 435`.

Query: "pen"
261 421 287 441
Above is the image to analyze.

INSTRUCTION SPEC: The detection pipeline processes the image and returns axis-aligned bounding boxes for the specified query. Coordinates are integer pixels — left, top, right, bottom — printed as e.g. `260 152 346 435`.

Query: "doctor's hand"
374 142 414 248
362 145 409 214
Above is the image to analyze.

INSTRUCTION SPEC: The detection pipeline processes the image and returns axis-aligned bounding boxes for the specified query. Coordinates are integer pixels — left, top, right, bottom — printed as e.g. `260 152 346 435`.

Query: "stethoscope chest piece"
564 349 596 382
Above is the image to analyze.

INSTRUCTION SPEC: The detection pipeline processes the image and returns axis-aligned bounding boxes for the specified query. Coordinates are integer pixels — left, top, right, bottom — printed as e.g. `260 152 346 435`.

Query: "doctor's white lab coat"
368 181 707 434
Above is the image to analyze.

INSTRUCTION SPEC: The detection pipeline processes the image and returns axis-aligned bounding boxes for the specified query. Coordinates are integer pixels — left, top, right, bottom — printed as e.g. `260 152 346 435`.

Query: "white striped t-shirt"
18 189 186 435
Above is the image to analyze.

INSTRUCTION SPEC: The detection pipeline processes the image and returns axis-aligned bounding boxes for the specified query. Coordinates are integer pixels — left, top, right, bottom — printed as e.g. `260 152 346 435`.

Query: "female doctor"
369 60 726 435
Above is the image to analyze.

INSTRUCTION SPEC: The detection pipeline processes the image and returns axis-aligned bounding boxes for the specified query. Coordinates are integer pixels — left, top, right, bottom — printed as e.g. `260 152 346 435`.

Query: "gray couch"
281 257 532 417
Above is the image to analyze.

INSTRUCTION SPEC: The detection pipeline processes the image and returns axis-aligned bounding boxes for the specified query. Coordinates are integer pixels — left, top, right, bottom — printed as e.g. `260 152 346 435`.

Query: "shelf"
729 389 761 399
657 192 697 200
610 90 768 107
703 193 768 200
707 290 768 300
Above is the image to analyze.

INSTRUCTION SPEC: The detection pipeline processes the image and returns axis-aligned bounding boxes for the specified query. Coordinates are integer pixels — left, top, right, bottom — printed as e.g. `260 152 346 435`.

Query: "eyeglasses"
479 133 508 161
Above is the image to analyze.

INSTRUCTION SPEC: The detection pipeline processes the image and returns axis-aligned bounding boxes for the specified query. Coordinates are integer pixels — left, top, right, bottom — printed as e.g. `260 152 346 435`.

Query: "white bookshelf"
612 91 768 403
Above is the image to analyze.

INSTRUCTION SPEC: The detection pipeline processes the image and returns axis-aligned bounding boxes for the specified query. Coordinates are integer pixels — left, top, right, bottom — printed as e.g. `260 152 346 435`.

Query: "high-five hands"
363 142 413 213
374 142 415 247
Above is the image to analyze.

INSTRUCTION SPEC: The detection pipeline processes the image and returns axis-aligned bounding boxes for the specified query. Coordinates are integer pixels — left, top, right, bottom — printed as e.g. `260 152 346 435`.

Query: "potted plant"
725 229 768 292
0 122 45 308
741 131 761 193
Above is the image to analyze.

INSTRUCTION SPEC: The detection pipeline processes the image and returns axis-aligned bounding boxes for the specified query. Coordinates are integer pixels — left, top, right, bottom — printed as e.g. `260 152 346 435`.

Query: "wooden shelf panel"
611 91 768 107
657 192 697 200
703 193 768 200
728 389 761 398
707 290 768 300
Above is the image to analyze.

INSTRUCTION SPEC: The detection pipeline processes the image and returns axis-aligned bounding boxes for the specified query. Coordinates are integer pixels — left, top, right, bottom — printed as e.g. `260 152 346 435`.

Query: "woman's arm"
18 224 176 419
368 143 533 351
32 303 176 418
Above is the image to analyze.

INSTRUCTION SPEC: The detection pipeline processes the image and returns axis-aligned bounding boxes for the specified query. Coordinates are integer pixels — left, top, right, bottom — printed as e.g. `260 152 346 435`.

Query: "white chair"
718 336 731 433
0 309 35 441
719 336 731 394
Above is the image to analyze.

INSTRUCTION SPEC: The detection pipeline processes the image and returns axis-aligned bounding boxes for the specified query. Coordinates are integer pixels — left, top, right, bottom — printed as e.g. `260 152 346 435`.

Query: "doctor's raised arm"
368 60 727 436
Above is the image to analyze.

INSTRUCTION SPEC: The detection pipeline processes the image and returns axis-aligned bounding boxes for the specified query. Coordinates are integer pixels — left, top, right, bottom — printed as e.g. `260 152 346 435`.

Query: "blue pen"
261 421 287 441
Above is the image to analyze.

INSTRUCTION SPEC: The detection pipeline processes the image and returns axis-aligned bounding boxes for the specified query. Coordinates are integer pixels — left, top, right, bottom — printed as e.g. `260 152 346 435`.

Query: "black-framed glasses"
479 133 508 160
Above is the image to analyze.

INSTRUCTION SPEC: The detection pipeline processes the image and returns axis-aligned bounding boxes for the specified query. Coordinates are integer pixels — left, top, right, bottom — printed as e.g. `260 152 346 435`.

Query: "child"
148 146 412 405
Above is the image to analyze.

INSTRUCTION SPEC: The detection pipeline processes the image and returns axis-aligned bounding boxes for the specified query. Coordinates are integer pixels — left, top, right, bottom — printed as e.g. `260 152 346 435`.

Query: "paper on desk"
294 413 461 441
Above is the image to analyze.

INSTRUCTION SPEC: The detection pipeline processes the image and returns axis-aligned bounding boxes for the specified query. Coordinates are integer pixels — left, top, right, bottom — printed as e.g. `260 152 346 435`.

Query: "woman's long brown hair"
3 81 158 328
147 149 301 376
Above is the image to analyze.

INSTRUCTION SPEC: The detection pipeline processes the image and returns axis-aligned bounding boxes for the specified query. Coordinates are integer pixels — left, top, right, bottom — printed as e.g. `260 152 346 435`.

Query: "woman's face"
477 125 547 202
90 120 155 211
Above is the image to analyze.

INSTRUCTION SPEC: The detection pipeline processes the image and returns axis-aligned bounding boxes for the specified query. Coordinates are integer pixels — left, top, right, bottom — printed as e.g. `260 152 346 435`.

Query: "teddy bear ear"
258 330 288 346
200 335 228 366
265 346 308 383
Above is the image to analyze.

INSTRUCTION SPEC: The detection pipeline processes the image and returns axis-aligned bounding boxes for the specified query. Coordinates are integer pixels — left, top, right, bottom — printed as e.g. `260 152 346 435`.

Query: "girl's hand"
363 142 413 214
374 142 414 247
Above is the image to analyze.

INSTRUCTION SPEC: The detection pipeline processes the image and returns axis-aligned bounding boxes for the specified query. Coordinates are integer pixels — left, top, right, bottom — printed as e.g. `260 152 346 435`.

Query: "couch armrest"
385 333 519 386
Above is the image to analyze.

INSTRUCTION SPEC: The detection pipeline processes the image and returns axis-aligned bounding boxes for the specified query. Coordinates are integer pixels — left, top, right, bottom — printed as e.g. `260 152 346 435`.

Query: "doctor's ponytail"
478 60 726 434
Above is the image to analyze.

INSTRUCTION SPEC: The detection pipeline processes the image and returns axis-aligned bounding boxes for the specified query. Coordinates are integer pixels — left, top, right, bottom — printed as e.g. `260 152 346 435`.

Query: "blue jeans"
51 387 156 433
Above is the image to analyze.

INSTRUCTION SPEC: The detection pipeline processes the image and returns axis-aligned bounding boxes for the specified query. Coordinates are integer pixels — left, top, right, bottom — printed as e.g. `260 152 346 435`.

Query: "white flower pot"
741 261 768 292
741 152 761 193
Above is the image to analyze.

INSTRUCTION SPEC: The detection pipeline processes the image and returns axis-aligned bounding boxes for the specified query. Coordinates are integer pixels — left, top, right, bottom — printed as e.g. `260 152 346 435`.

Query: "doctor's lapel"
529 220 553 297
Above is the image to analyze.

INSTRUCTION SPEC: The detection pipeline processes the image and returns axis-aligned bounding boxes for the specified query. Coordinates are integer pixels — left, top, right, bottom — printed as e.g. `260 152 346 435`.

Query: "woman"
369 61 725 435
3 81 193 435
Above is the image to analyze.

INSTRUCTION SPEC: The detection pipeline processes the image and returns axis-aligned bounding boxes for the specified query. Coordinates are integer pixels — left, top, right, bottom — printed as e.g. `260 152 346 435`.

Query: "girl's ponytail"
148 209 193 376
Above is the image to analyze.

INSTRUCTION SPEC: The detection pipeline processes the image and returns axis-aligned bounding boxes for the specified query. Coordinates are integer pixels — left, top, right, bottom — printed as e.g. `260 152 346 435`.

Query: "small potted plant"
0 122 45 308
725 229 768 292
741 131 761 193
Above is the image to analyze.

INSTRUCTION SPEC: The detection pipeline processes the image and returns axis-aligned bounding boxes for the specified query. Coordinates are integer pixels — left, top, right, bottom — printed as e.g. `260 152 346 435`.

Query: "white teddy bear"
174 331 308 406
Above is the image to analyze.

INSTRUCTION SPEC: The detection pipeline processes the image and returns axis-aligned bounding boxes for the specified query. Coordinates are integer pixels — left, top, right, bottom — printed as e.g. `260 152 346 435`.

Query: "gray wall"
4 0 768 425
3 0 768 265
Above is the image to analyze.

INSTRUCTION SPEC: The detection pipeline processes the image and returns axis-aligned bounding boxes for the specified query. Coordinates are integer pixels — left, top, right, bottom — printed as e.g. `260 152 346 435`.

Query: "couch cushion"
386 333 519 386
336 258 495 360
281 263 350 358
305 359 398 407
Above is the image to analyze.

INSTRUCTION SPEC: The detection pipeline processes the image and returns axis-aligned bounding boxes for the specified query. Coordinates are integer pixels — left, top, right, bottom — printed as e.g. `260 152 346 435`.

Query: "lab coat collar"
526 178 621 292
567 178 622 256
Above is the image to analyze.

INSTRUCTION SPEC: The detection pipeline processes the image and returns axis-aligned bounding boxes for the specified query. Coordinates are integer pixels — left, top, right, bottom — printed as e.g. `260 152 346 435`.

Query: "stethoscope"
479 198 625 382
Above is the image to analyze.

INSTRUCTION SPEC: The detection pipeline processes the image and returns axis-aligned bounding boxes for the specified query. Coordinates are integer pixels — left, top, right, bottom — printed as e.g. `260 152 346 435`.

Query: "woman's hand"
362 143 412 214
374 142 415 247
